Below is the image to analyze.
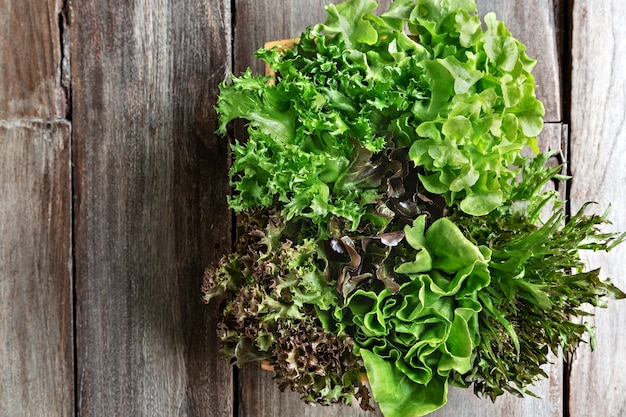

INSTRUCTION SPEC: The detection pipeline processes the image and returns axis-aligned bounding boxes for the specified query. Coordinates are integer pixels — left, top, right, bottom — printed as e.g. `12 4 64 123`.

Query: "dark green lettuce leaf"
360 348 448 417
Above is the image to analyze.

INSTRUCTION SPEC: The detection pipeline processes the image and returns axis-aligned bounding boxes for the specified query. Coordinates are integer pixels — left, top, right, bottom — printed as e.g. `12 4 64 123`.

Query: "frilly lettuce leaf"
203 211 375 409
405 7 545 216
317 0 379 48
330 216 490 416
360 348 448 417
217 0 544 227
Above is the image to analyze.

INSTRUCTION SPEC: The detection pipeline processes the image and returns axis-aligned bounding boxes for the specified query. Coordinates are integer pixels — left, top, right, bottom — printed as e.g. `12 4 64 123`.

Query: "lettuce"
207 0 624 415
217 0 544 227
330 216 490 416
203 210 374 409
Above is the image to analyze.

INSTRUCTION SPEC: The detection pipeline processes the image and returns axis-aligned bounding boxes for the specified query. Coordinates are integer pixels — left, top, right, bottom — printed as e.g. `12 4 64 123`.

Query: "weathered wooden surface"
1 1 72 415
0 120 73 416
569 1 626 416
72 1 233 416
0 0 68 118
430 361 562 417
5 0 626 415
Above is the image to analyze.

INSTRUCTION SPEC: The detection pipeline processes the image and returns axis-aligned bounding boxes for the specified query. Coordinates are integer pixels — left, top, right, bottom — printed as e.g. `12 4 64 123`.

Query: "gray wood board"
0 0 68 118
569 1 626 416
72 1 233 415
0 120 73 416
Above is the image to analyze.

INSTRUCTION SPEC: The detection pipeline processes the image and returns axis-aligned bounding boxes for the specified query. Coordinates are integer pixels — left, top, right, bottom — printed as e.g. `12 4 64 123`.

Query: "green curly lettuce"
405 7 544 215
216 0 544 230
326 216 491 417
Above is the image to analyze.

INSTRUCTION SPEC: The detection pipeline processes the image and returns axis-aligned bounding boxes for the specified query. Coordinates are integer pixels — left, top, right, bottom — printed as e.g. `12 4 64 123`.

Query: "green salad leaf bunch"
204 0 625 416
218 0 544 225
330 215 491 416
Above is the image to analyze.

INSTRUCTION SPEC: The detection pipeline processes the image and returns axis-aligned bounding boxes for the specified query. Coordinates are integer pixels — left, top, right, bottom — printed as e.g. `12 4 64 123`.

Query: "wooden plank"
233 1 564 416
239 363 380 417
569 2 626 416
72 1 233 415
0 120 72 416
0 0 68 118
476 0 563 122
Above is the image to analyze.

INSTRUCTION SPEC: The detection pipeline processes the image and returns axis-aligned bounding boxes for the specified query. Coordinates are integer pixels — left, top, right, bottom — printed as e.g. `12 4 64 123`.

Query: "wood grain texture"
238 363 381 417
72 1 233 415
429 362 562 417
0 0 68 118
233 1 564 416
476 0 564 122
0 120 72 416
569 2 626 416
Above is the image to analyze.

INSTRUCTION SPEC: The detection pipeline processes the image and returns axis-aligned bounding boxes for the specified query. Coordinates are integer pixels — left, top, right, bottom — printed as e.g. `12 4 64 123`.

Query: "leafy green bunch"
218 0 544 226
450 154 626 399
328 216 491 416
204 0 625 416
